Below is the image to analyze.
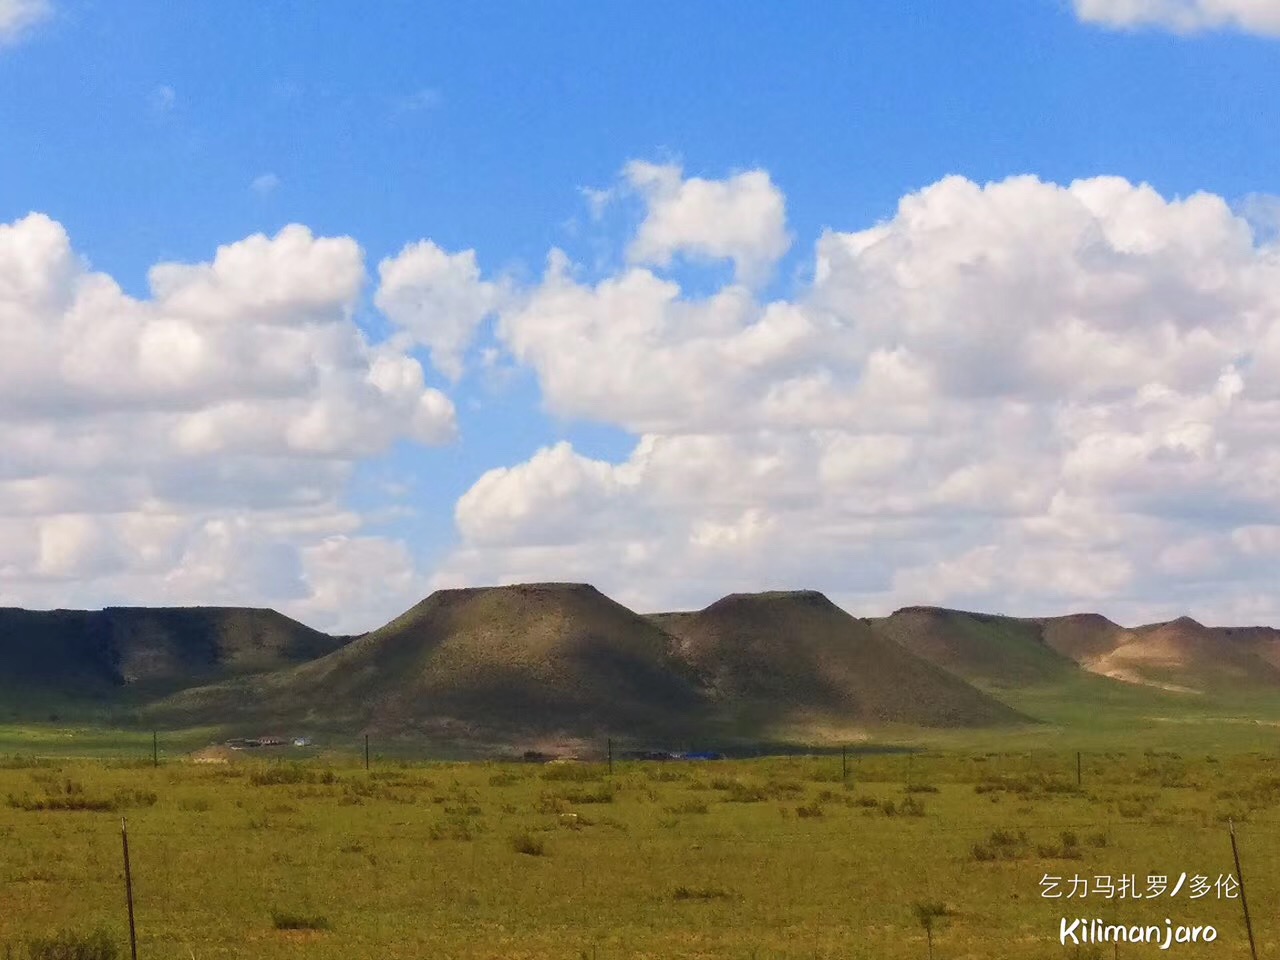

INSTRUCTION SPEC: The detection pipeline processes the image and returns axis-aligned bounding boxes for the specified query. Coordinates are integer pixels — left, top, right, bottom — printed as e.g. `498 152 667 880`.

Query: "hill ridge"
146 582 714 741
652 589 1025 731
12 584 1280 741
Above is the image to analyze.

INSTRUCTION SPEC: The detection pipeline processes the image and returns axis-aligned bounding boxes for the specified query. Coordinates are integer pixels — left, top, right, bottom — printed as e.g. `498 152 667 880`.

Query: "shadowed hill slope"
651 591 1025 730
147 583 716 740
866 606 1080 688
0 606 343 704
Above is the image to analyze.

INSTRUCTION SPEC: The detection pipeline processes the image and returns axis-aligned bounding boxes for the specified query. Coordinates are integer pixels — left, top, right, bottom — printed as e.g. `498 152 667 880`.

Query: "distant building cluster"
224 736 312 750
623 750 725 761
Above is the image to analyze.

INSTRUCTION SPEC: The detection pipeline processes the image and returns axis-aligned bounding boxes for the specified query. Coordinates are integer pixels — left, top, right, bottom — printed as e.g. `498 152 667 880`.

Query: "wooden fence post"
1229 819 1258 960
121 817 138 960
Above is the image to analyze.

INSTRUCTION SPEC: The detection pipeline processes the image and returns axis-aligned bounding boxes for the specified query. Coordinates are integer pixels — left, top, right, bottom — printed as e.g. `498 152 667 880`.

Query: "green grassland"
3 749 1280 959
8 590 1280 957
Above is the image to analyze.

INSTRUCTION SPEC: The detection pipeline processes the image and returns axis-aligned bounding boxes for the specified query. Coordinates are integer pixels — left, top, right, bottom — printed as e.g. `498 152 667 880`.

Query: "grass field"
3 742 1280 959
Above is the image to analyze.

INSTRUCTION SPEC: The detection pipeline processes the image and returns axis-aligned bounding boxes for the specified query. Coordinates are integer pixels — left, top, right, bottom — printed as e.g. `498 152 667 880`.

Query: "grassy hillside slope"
652 591 1025 733
866 606 1078 688
146 583 715 741
866 607 1280 741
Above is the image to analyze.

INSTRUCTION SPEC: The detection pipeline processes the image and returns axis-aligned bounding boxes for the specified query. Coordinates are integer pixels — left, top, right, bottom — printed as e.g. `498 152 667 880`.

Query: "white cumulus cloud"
624 161 791 287
0 214 455 631
14 163 1280 632
435 168 1280 626
374 240 505 380
1074 0 1280 35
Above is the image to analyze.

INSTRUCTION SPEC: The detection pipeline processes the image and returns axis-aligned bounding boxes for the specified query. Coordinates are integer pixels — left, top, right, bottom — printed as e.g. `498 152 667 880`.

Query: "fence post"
842 745 848 781
152 731 158 768
607 737 613 775
364 734 370 771
1229 819 1259 960
121 817 138 960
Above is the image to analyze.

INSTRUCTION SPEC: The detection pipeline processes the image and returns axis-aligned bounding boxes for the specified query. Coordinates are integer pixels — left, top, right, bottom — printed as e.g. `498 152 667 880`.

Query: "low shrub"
539 764 603 783
666 799 709 815
250 765 336 787
270 910 331 931
673 885 737 902
6 786 156 813
14 929 118 960
900 796 927 817
562 784 615 805
511 830 546 856
971 829 1031 862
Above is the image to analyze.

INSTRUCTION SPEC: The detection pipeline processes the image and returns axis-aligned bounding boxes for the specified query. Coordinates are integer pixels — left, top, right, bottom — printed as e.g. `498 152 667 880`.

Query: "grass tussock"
249 765 337 787
673 885 738 902
539 764 604 783
971 829 1030 862
0 756 57 771
270 910 331 931
974 773 1082 798
511 830 546 856
665 798 709 815
561 784 616 804
795 800 824 819
9 929 118 960
6 780 156 813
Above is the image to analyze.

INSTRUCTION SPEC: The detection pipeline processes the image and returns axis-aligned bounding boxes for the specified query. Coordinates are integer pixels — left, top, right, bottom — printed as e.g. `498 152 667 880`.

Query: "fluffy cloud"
0 214 453 631
1074 0 1280 35
14 164 1280 632
374 240 504 380
0 0 50 46
623 161 790 287
288 536 426 633
437 170 1280 626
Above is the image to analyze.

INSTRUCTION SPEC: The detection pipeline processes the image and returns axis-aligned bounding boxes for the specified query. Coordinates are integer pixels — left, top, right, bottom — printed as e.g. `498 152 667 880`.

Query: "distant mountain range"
4 584 1280 746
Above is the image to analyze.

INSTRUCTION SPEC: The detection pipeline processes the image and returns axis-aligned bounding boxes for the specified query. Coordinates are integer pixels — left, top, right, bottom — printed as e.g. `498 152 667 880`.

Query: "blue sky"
3 1 1280 631
7 3 1279 274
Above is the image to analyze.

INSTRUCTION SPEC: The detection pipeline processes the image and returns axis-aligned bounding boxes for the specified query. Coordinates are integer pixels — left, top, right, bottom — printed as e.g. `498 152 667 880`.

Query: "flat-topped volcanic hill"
0 606 344 703
27 584 1278 742
651 590 1025 730
866 606 1080 688
867 605 1280 696
1036 613 1280 693
146 583 716 740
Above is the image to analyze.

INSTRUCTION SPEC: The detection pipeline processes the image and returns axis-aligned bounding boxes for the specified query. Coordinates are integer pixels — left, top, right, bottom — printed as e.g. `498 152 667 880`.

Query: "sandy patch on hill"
1090 665 1202 694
